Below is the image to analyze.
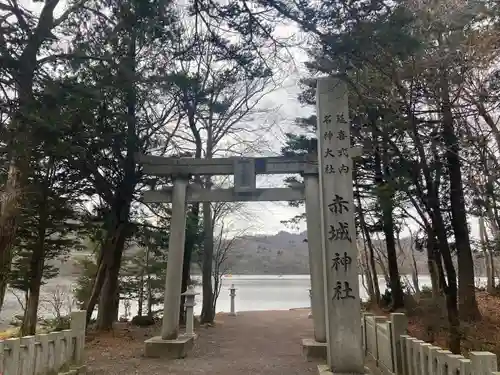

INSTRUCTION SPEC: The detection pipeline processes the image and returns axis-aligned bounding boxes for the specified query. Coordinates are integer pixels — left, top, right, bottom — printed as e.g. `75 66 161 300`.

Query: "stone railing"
1 310 86 375
362 312 499 375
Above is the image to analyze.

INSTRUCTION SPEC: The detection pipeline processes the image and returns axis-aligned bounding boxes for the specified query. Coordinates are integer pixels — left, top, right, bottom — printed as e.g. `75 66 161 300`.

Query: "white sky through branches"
14 0 482 242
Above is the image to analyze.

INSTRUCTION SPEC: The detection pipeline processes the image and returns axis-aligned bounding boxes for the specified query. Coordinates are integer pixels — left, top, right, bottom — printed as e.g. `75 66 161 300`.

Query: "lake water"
191 274 432 315
189 274 492 315
0 274 492 327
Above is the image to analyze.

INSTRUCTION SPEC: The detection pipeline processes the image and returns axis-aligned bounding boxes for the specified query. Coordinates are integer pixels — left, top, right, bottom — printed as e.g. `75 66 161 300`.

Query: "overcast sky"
15 1 483 241
220 44 313 236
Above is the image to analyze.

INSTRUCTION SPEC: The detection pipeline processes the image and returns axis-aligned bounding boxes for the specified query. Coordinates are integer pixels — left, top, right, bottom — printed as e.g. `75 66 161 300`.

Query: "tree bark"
85 253 106 325
180 204 199 324
21 204 49 336
180 105 203 324
373 133 404 309
138 264 144 316
441 78 480 321
356 184 380 304
200 198 215 324
479 217 494 293
426 232 441 298
21 242 45 336
95 203 131 330
360 239 375 303
146 246 153 317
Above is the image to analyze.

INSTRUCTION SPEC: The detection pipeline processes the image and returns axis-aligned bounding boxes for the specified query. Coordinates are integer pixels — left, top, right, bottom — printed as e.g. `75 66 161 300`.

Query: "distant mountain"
223 231 310 274
214 232 494 276
220 231 428 275
55 230 496 276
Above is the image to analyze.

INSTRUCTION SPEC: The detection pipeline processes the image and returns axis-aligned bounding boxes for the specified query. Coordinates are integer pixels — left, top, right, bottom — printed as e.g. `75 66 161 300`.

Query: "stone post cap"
229 284 237 296
182 287 199 307
181 287 199 297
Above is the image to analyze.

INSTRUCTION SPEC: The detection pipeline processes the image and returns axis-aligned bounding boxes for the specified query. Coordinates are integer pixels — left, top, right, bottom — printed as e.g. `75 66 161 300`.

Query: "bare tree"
210 222 247 314
8 287 26 316
403 225 421 300
194 199 256 316
171 31 282 323
40 285 74 323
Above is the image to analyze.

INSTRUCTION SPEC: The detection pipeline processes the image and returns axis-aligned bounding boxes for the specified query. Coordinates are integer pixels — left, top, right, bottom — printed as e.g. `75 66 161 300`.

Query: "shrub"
131 315 155 327
420 285 433 298
40 315 71 332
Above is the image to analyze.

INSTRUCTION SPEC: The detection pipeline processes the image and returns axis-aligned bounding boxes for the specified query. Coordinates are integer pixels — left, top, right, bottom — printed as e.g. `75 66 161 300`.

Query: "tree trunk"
441 79 480 321
96 16 138 330
0 126 29 314
138 270 144 316
96 219 129 330
211 272 219 315
375 248 390 287
373 136 404 309
444 278 461 354
94 181 134 330
381 204 404 309
426 233 441 298
433 212 461 353
0 280 6 314
200 199 215 324
114 288 120 321
356 183 380 304
180 109 203 324
21 249 45 336
23 179 54 335
180 204 199 324
486 220 496 282
0 192 14 313
397 95 461 352
479 217 494 293
427 185 461 351
361 244 376 302
410 248 420 300
85 254 106 325
486 215 500 287
146 246 153 317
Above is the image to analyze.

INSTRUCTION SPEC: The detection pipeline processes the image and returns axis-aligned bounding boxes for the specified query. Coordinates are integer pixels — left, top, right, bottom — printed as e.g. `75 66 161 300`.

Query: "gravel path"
86 309 321 375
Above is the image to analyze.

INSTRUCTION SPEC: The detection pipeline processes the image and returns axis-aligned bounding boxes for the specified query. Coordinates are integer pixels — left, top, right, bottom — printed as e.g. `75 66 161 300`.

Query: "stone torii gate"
138 76 367 375
137 153 327 355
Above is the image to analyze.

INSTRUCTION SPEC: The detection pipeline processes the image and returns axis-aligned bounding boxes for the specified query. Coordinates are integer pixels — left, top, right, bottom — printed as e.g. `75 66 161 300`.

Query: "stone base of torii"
138 76 368 375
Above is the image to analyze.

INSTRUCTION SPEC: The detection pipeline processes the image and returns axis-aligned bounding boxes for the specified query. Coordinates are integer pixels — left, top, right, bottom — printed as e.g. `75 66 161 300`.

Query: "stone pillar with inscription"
316 77 365 374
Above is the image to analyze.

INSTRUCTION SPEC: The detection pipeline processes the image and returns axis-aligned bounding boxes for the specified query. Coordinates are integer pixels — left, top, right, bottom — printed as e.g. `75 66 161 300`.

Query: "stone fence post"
182 287 198 336
229 284 237 316
4 337 20 375
70 310 87 366
470 352 498 373
390 313 407 375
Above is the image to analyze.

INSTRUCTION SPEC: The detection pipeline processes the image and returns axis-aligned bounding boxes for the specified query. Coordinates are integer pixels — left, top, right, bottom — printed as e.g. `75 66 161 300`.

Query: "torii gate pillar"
144 176 195 358
301 172 328 360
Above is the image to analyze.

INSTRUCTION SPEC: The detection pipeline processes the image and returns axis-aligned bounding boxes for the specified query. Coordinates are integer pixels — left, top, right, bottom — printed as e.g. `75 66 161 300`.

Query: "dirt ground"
85 309 321 375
